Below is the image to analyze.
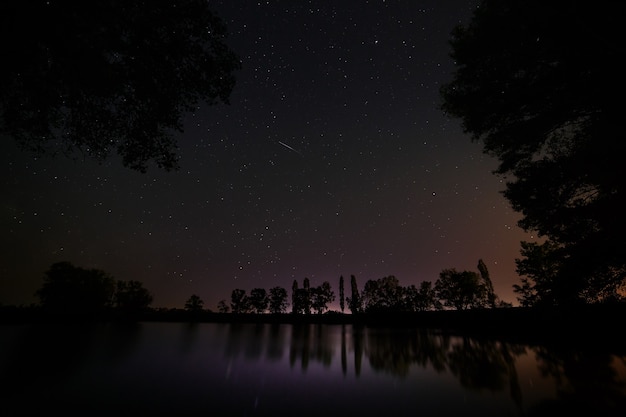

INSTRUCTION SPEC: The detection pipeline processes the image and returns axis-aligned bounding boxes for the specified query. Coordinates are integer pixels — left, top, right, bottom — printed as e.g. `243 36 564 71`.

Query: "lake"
1 321 625 416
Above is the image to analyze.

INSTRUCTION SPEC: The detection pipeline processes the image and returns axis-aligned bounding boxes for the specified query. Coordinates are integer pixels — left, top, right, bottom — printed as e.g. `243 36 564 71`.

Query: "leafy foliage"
35 261 115 313
362 276 404 313
291 280 299 314
415 281 441 312
217 299 230 313
268 286 289 314
249 288 269 314
339 275 345 313
347 275 362 314
184 294 205 312
440 0 625 304
477 259 496 308
360 276 450 313
0 0 240 172
310 281 335 314
292 288 309 315
35 262 155 315
114 280 153 313
302 277 311 314
230 289 251 314
434 269 488 310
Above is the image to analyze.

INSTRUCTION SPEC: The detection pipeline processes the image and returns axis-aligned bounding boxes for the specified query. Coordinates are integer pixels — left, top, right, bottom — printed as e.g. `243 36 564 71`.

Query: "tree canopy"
347 275 362 314
35 261 154 315
230 289 251 314
268 286 289 314
339 275 345 313
217 299 230 313
361 275 404 313
440 0 625 304
0 0 240 172
35 261 115 313
184 294 205 313
434 269 486 310
249 288 269 314
114 280 153 314
310 281 335 314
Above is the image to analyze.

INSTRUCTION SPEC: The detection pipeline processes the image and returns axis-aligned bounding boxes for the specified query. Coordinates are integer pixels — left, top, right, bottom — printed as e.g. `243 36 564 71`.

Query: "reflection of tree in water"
364 328 442 377
216 322 626 414
100 322 143 366
527 346 626 416
363 328 526 408
311 324 334 367
289 324 311 370
223 323 247 358
501 341 525 409
352 325 365 377
244 323 266 359
179 322 200 354
265 323 287 362
411 329 450 373
341 324 347 376
447 337 524 410
365 328 425 378
222 323 287 362
364 329 457 379
447 338 513 390
289 324 334 371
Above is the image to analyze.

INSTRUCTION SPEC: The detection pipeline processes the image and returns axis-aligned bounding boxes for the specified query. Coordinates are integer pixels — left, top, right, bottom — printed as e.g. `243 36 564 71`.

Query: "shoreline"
2 303 625 348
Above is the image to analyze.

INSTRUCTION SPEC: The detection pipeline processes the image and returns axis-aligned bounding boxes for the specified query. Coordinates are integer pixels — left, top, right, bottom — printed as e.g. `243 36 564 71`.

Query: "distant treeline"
5 258 625 331
23 261 153 318
7 259 509 319
215 259 511 316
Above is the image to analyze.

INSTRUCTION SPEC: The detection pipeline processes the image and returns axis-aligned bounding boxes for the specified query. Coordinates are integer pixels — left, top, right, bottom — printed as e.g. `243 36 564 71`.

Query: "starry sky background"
1 0 536 310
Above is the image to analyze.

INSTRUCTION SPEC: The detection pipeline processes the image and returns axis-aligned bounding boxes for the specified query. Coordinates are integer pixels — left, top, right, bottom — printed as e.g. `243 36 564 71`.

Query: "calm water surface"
1 322 625 416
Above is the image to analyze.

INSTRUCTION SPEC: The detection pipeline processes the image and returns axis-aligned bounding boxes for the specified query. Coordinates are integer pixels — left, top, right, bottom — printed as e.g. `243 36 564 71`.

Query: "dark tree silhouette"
0 0 240 172
477 259 497 308
416 281 440 311
230 289 250 314
184 294 204 312
287 278 311 315
217 299 230 313
268 286 289 314
347 275 362 314
35 261 115 313
434 269 487 310
362 275 404 313
249 288 269 314
513 240 562 307
339 275 345 313
440 0 625 304
302 277 311 315
114 280 153 314
401 284 419 312
292 288 309 315
310 281 335 314
291 280 299 314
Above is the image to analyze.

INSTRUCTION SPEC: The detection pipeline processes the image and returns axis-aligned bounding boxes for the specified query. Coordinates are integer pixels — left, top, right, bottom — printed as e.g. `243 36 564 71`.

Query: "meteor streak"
278 140 303 156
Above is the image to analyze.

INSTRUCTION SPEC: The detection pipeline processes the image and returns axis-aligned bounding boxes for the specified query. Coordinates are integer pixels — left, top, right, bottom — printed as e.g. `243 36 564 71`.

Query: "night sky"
1 0 536 310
